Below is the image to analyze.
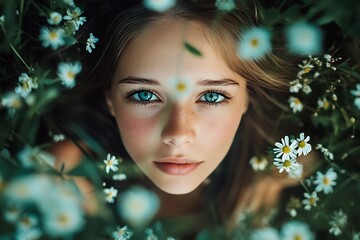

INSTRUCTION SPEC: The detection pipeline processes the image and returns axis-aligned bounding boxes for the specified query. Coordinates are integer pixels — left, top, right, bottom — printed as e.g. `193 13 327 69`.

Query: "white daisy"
249 227 280 240
17 214 39 231
238 27 272 60
57 61 82 88
18 146 56 168
104 153 119 173
86 33 99 53
0 15 5 24
314 167 337 194
273 136 298 161
52 134 66 142
112 226 133 240
351 84 360 110
47 12 62 25
14 73 38 98
15 227 42 240
1 92 22 114
289 96 303 113
289 79 302 93
117 186 160 227
329 209 347 236
215 0 236 11
167 77 194 101
273 157 300 173
249 156 268 171
143 0 176 12
296 132 312 156
297 62 315 77
63 7 87 31
281 221 315 240
113 173 127 181
317 97 330 110
39 27 65 50
63 0 75 7
104 186 118 203
302 191 319 211
302 84 312 94
288 163 303 179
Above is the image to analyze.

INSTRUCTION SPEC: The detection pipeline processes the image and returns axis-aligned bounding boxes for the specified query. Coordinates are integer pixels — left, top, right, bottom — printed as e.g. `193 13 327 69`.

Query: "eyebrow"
117 77 239 86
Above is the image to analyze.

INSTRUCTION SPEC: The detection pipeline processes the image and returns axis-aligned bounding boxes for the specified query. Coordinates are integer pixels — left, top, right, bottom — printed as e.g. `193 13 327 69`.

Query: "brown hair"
71 0 299 228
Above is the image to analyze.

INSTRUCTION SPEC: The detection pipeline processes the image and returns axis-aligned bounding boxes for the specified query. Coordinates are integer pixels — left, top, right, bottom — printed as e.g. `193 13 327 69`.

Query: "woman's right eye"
126 90 160 105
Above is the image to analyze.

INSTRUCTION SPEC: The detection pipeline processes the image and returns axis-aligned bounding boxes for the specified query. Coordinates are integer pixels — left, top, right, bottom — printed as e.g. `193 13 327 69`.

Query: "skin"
106 19 248 194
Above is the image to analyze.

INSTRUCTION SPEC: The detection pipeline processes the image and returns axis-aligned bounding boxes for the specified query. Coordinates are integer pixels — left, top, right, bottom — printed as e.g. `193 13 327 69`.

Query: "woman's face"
107 20 248 194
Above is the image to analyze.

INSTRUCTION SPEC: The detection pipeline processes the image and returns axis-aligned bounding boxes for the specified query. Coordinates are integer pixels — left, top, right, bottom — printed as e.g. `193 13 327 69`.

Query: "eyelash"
124 87 231 106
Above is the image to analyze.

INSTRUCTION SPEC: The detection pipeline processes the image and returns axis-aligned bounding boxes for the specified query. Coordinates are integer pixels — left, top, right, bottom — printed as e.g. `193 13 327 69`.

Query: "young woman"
51 0 312 237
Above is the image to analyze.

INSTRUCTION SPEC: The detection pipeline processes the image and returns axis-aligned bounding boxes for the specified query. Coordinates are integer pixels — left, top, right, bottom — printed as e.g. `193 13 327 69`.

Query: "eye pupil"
205 92 219 102
139 91 152 101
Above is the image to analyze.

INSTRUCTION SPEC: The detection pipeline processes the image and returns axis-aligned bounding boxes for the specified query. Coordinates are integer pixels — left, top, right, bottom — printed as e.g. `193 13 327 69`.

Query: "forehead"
115 19 241 82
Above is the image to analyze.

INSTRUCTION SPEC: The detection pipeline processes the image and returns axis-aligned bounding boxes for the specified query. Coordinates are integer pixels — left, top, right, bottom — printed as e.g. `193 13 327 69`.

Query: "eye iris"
138 91 152 101
205 92 219 102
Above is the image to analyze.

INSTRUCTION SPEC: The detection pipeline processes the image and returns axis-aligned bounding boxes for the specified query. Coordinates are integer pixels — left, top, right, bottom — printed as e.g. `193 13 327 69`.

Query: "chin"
153 178 203 195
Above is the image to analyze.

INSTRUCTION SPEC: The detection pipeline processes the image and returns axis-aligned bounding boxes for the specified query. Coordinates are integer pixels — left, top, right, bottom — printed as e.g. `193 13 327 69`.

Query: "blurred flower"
315 144 334 160
353 232 360 240
145 228 158 240
238 27 271 60
1 92 23 114
289 96 303 113
143 0 176 12
285 22 323 55
17 214 39 231
104 186 118 203
302 84 312 94
249 155 268 171
249 227 280 240
4 205 23 223
63 0 75 7
0 15 5 24
104 153 119 173
215 0 236 11
296 133 312 156
47 12 62 25
314 167 337 194
63 7 87 31
167 77 194 101
113 173 127 181
39 27 65 50
57 61 82 88
14 73 38 98
329 209 347 236
351 84 360 110
18 146 56 168
15 227 42 240
289 79 302 93
297 61 315 77
274 157 300 173
281 221 315 240
302 191 319 211
118 186 160 227
86 33 99 53
273 136 298 161
112 226 133 240
317 97 330 110
52 134 66 142
288 163 303 179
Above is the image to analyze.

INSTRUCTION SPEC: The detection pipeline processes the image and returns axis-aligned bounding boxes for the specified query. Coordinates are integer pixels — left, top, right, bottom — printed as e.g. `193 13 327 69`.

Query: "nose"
161 104 196 147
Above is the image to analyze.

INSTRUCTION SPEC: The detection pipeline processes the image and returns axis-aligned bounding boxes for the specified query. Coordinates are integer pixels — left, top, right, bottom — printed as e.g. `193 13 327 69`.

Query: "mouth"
153 157 203 175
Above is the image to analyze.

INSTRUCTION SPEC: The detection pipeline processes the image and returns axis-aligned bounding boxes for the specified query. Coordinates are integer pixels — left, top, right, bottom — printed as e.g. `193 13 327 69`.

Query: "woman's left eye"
199 91 229 105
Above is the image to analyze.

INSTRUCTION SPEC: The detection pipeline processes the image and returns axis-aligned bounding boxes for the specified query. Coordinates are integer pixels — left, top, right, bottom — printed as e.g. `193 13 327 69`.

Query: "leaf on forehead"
184 41 202 57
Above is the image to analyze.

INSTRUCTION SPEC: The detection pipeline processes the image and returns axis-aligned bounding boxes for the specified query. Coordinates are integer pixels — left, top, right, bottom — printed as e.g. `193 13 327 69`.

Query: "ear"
105 91 115 116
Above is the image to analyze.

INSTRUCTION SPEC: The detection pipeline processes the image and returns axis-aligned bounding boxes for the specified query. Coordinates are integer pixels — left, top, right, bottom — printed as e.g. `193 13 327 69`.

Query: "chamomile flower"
143 0 176 12
86 33 99 53
238 27 272 60
329 209 347 236
317 97 330 110
57 61 82 88
285 22 323 55
117 186 160 227
297 62 315 77
302 191 319 211
15 227 42 240
249 156 268 171
0 15 5 24
63 0 75 7
215 0 236 11
315 144 334 160
350 84 360 110
52 134 66 142
314 167 337 194
113 173 127 181
39 27 65 50
273 136 298 161
47 12 62 25
1 92 22 114
281 221 315 240
249 227 280 240
18 146 56 168
289 96 303 113
302 84 312 94
104 186 118 203
167 77 194 100
289 79 302 93
296 133 312 156
14 73 38 98
288 163 303 179
17 214 39 231
112 226 133 240
104 153 119 173
273 157 300 173
63 7 87 31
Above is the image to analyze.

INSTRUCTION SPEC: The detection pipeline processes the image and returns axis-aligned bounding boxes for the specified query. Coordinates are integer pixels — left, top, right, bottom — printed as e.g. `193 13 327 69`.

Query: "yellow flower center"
250 38 259 47
67 71 75 80
49 31 58 40
283 160 291 168
323 177 330 186
282 146 290 154
57 214 70 226
53 16 60 22
294 98 301 105
294 234 303 240
21 216 32 226
323 100 330 109
303 67 311 73
176 82 186 92
299 141 306 148
309 197 316 205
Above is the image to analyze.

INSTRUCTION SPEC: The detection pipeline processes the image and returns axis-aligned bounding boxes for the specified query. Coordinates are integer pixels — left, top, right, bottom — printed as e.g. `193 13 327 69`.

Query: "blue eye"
132 91 158 102
199 92 226 103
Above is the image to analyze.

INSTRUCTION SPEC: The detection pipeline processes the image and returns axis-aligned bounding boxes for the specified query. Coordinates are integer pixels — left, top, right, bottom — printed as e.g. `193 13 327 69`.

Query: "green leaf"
184 42 202 57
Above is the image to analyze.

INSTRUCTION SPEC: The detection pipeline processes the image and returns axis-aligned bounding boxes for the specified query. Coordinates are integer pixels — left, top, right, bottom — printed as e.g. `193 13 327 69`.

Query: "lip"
154 157 203 175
